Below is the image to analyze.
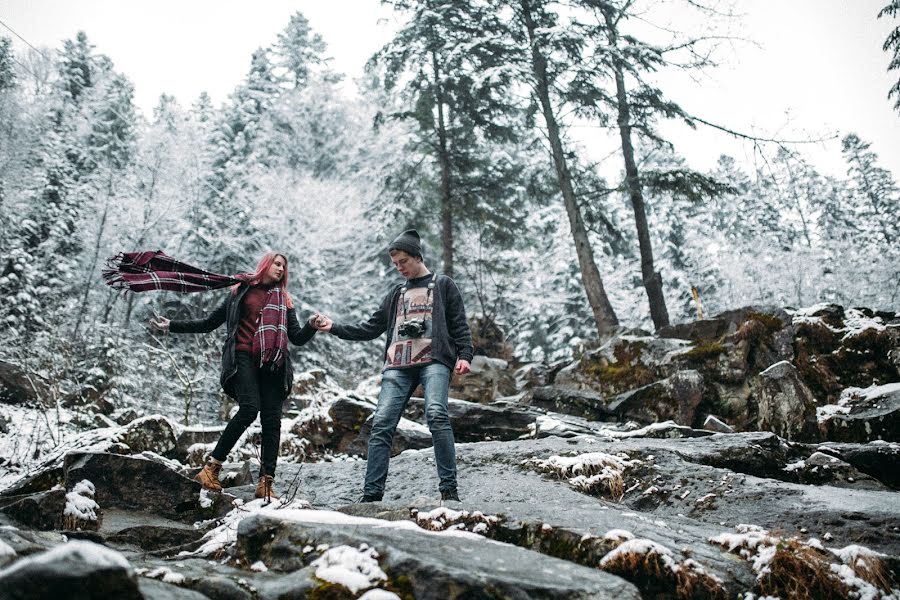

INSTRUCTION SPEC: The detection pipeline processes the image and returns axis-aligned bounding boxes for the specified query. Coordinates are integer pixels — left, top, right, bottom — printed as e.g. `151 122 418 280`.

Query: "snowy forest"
0 1 898 421
1 2 900 599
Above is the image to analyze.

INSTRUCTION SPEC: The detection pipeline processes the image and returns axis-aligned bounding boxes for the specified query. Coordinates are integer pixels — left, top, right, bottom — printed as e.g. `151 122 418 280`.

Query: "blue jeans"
364 362 456 497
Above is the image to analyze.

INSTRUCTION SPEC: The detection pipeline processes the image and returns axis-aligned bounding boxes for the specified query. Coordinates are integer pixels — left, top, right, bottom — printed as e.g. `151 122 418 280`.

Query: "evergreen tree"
374 0 526 278
0 37 15 92
184 49 279 276
840 133 900 248
464 0 621 336
272 12 333 88
879 1 900 113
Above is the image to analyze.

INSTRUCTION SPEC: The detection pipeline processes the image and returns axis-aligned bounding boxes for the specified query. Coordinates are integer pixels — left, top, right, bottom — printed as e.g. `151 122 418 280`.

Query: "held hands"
455 359 471 375
149 315 170 334
309 312 333 332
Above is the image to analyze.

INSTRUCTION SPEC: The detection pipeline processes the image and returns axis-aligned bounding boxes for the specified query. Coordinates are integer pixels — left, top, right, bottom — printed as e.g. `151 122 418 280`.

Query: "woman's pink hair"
233 251 294 308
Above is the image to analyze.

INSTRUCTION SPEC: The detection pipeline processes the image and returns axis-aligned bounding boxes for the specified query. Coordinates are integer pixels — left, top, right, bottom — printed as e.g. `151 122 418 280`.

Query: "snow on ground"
0 540 131 577
311 545 387 593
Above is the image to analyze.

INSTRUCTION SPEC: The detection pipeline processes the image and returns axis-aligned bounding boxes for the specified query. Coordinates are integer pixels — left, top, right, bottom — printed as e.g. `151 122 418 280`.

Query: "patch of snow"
603 529 635 542
358 590 402 600
250 560 268 572
71 480 95 497
311 545 387 593
0 541 130 577
199 489 214 509
600 538 679 573
144 566 185 584
784 459 806 472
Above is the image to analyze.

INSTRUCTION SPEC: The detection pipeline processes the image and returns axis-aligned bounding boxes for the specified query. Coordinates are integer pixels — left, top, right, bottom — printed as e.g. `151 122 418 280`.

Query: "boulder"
530 385 613 421
818 441 900 489
328 395 434 457
751 361 821 442
450 355 517 403
404 396 536 442
608 370 704 427
63 452 225 523
236 511 641 600
785 451 889 490
703 415 734 434
0 360 45 406
175 425 225 460
555 336 687 396
116 415 179 458
0 489 65 531
0 540 141 600
347 415 433 458
792 306 900 405
818 383 900 443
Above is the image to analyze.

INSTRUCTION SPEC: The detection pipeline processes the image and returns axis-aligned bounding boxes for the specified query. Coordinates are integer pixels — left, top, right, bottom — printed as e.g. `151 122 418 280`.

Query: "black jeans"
210 352 285 478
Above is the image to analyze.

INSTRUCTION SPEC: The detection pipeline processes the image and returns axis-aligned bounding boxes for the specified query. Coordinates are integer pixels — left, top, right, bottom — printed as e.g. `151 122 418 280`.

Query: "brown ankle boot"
255 475 278 500
195 461 223 492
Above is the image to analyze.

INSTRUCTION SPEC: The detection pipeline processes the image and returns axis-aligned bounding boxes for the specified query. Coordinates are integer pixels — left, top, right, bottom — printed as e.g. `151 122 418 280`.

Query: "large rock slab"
0 360 46 406
0 489 65 531
63 452 226 523
236 511 641 600
0 540 142 600
608 369 704 426
751 361 821 441
450 355 517 402
818 383 900 443
792 305 900 405
529 385 613 421
404 396 536 442
329 396 433 457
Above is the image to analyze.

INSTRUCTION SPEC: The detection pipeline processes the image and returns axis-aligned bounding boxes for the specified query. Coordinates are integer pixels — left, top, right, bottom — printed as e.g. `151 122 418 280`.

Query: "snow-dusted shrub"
411 507 500 535
599 538 726 600
524 451 640 500
63 479 101 531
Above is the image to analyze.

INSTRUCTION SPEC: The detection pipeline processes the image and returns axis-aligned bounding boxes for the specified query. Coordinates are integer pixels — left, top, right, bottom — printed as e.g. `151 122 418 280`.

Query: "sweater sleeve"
169 298 228 334
443 277 474 362
330 287 395 341
287 308 317 347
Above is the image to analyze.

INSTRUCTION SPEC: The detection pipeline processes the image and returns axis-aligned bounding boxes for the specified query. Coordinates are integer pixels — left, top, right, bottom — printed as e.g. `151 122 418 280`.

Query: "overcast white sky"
1 0 898 179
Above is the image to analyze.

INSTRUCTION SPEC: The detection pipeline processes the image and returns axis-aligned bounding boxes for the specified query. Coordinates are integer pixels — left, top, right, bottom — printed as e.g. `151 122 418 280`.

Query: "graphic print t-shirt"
384 274 434 369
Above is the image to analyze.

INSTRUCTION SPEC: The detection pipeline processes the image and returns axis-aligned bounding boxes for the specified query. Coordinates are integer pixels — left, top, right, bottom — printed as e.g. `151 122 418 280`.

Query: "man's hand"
149 315 170 334
310 313 333 332
454 359 471 375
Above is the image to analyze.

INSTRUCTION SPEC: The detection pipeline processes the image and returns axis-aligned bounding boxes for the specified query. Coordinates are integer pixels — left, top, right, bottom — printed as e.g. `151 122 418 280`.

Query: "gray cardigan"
330 274 474 370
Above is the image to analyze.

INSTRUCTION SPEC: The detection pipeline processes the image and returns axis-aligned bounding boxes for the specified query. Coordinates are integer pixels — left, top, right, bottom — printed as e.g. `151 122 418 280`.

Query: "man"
313 229 473 502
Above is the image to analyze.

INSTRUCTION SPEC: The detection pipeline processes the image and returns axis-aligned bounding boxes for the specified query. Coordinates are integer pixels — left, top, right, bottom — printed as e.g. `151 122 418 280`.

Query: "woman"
107 250 317 500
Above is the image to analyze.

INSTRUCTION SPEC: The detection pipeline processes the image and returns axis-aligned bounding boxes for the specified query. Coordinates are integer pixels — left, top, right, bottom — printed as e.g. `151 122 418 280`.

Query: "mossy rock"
677 341 726 363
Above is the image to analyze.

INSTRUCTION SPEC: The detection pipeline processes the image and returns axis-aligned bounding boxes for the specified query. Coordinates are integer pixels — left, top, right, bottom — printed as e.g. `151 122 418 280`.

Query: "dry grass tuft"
601 539 727 600
756 540 850 600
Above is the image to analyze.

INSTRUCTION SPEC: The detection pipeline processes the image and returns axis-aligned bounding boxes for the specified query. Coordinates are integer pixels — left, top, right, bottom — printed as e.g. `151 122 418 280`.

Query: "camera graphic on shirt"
397 318 428 339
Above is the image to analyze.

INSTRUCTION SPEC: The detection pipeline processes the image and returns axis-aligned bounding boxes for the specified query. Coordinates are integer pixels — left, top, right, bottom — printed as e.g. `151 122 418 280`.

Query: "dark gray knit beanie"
388 229 423 258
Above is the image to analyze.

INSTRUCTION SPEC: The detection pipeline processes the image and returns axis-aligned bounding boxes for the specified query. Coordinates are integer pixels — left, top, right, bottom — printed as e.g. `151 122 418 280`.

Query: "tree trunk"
432 51 454 277
72 172 113 337
602 7 670 331
521 0 619 335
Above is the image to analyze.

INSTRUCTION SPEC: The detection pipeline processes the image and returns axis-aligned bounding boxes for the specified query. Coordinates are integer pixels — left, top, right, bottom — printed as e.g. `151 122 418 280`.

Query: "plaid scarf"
103 251 289 367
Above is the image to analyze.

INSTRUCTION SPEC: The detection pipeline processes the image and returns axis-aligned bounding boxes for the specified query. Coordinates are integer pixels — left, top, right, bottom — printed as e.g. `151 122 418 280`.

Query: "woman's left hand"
454 359 471 375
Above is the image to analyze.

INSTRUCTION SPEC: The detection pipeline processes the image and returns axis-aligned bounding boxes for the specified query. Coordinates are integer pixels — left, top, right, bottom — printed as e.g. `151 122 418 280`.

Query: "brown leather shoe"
255 475 278 500
194 462 223 492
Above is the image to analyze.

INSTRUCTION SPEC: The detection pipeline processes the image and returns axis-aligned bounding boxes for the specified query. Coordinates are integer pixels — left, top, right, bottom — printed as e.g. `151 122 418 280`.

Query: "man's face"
390 251 420 279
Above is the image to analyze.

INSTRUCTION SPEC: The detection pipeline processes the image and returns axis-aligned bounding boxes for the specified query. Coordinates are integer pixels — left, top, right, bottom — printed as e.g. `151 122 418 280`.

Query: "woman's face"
264 255 286 285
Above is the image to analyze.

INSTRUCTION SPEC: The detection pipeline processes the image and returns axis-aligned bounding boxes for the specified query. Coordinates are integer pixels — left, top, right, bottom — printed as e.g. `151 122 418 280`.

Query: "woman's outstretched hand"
310 313 333 332
150 315 170 334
